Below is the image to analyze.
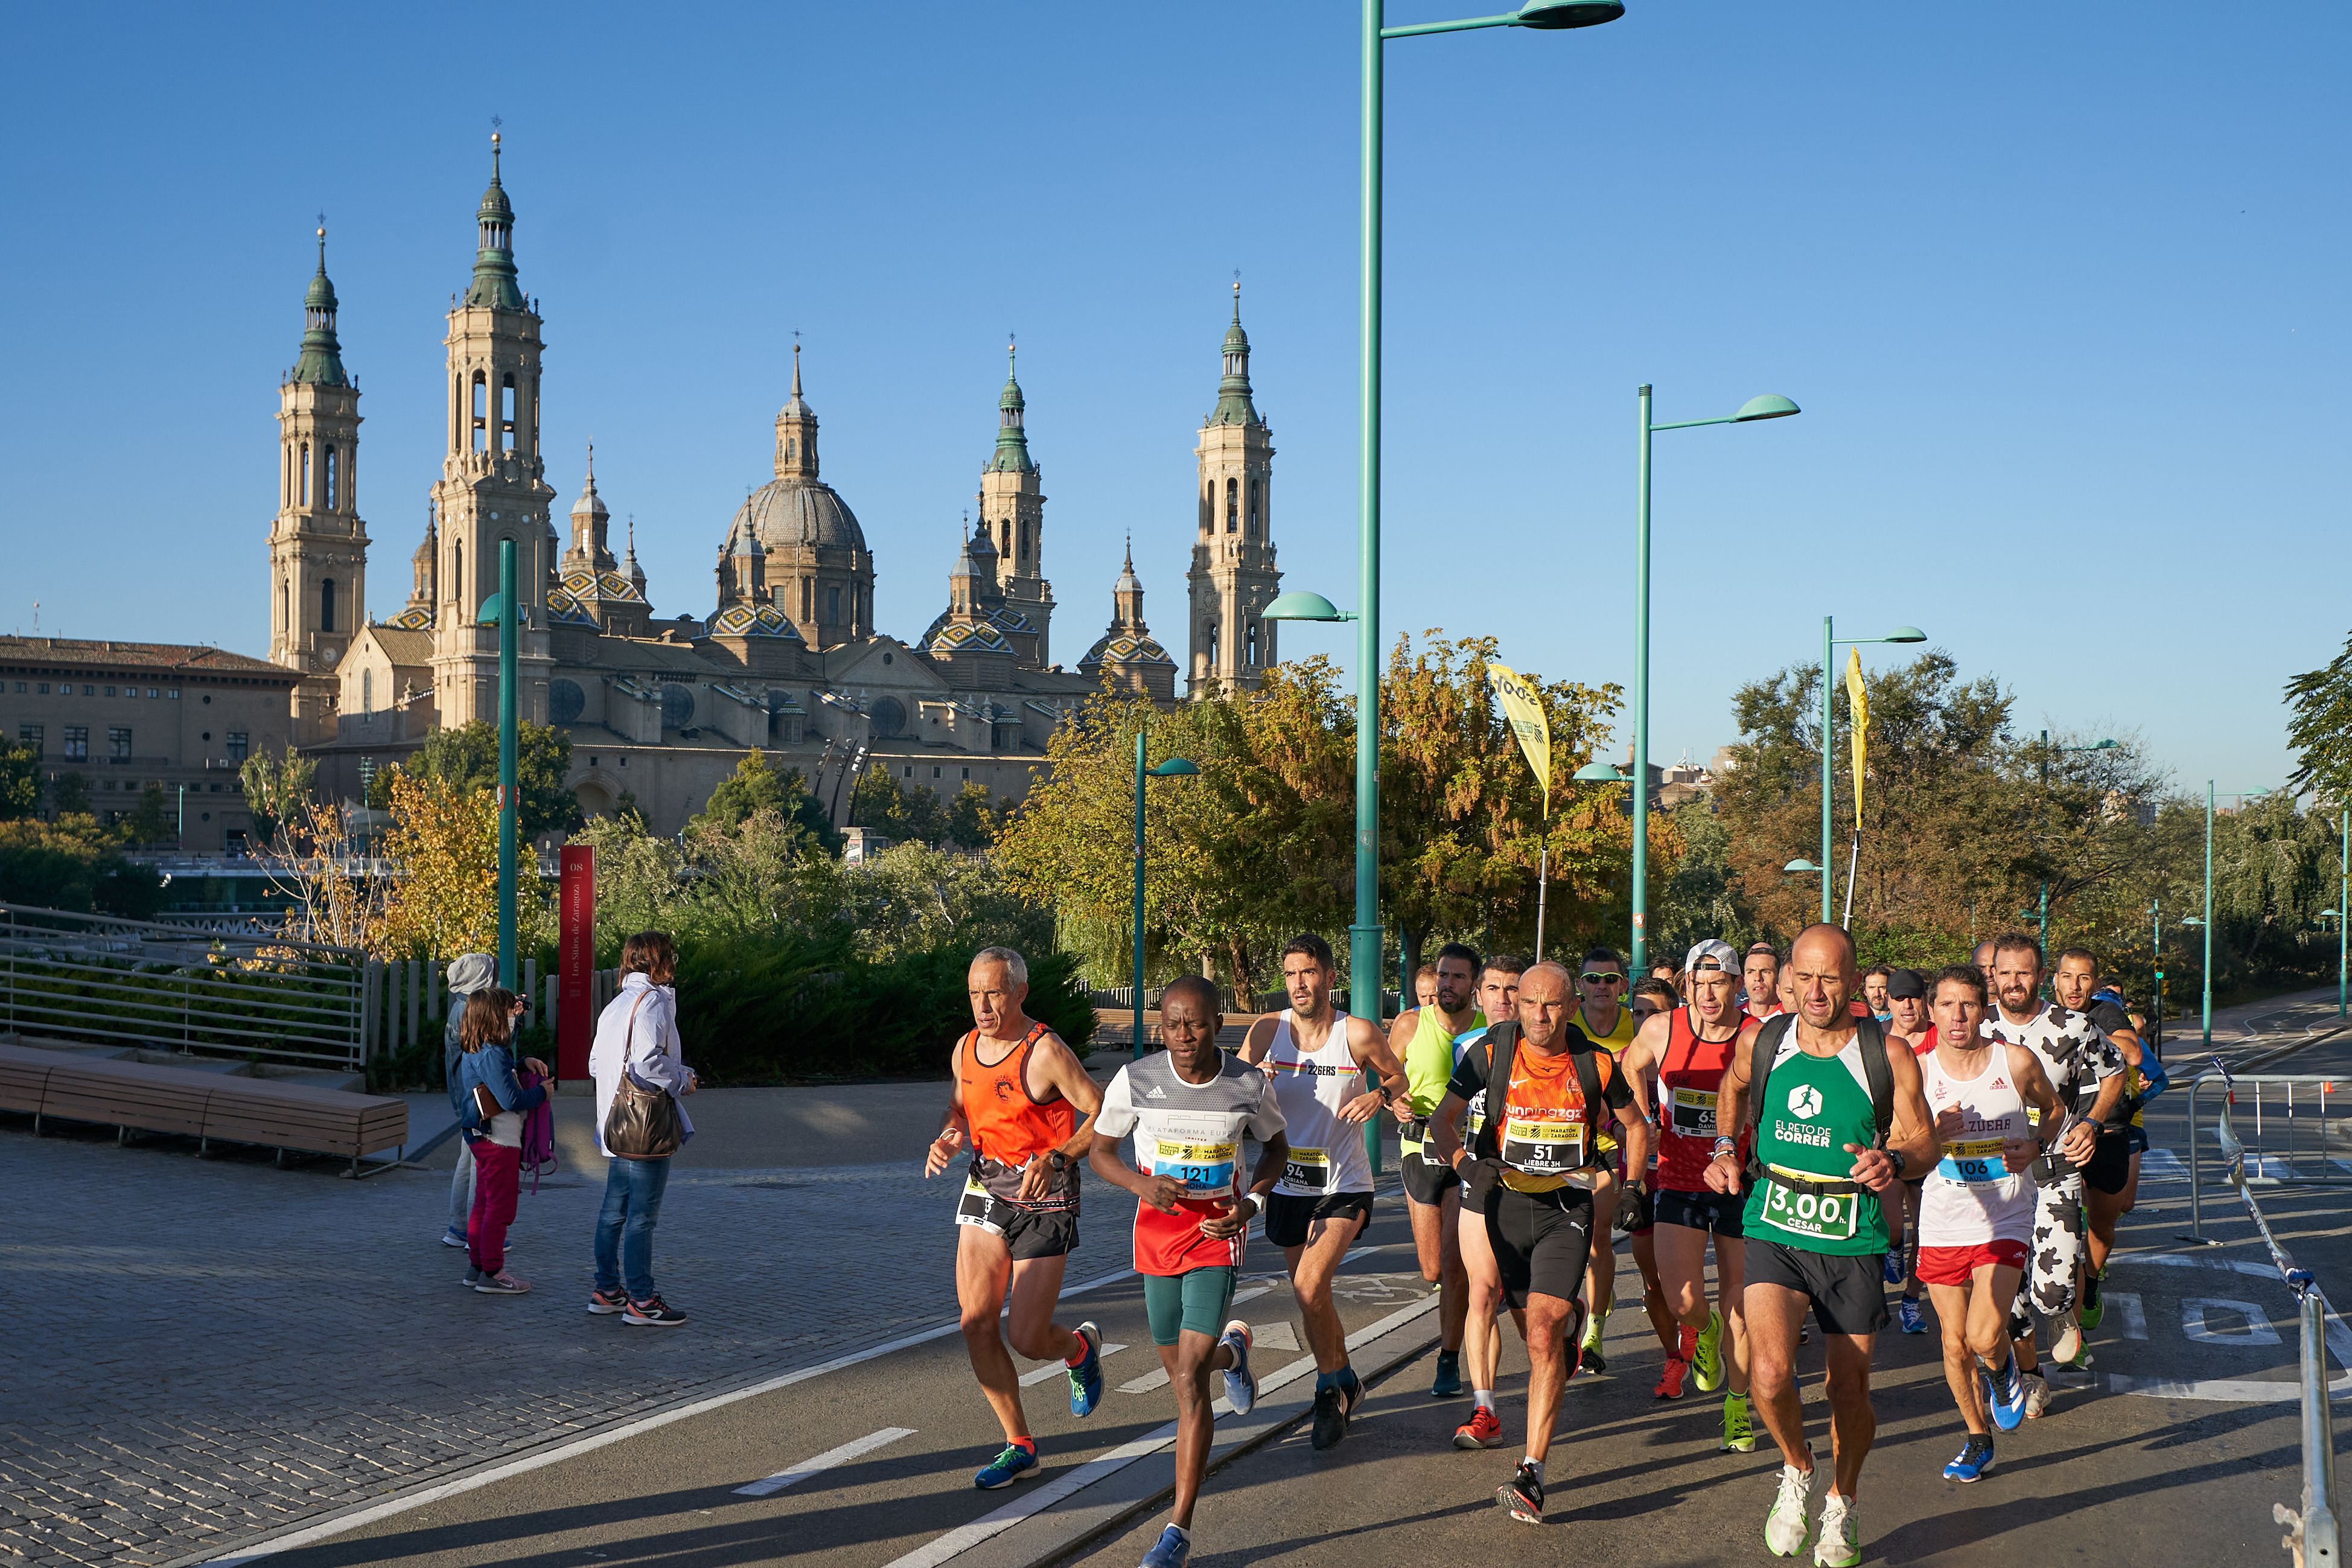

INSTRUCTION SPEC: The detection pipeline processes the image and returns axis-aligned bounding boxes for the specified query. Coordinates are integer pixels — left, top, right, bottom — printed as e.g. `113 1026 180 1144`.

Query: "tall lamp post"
476 538 520 989
2338 804 2350 1019
1816 619 1926 924
2032 731 2118 942
2324 908 2345 1024
2186 780 2273 1050
1628 387 1799 970
1131 726 1199 1060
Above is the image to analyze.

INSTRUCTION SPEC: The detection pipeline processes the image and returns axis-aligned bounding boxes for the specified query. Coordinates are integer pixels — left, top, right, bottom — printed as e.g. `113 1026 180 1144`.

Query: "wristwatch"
1048 1151 1069 1173
1887 1149 1908 1179
1710 1136 1738 1160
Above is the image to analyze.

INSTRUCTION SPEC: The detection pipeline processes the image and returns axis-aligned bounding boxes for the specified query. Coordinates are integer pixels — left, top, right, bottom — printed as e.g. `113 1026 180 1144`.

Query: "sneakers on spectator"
624 1295 688 1327
587 1287 628 1316
441 1228 469 1248
474 1271 531 1295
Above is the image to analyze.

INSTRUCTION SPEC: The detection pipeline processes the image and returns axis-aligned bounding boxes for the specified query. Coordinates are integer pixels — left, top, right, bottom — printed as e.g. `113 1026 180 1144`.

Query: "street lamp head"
476 592 508 628
1261 590 1354 623
1883 625 1927 644
2179 917 2207 927
1512 0 1624 27
1150 758 1200 778
1573 762 1626 783
1784 858 1823 873
1733 394 1801 422
2091 739 2119 750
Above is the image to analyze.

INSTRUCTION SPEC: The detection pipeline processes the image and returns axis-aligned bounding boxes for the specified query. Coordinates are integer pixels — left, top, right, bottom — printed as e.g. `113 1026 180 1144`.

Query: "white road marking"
2181 1296 2281 1347
1020 1344 1126 1387
735 1427 916 1497
2141 1148 2188 1182
2098 1254 2352 1401
2106 1290 2150 1340
1253 1320 1301 1353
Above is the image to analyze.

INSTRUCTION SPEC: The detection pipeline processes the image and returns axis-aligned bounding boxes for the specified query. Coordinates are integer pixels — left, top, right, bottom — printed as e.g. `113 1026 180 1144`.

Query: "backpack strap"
1746 1013 1796 1139
1855 1013 1895 1151
1572 1044 1608 1169
1475 1022 1520 1161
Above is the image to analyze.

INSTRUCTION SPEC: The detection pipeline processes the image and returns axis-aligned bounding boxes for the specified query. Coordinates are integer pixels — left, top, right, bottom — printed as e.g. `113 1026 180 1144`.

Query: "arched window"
1208 621 1220 669
362 669 374 713
1225 477 1239 533
301 443 312 506
500 374 517 453
283 445 292 508
323 445 339 510
471 373 488 451
453 540 464 605
280 579 289 632
1001 521 1012 558
320 577 337 634
1246 625 1260 667
827 585 842 623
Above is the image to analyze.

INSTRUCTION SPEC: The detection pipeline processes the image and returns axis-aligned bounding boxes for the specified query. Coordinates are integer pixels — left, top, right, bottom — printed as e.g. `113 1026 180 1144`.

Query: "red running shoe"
1654 1356 1691 1400
1453 1404 1505 1450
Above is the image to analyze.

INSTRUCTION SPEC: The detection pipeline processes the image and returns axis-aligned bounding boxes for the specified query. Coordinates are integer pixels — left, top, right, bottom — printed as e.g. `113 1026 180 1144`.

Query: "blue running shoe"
1139 1524 1191 1568
1984 1357 2026 1433
1883 1249 1905 1286
1942 1432 1994 1482
1430 1349 1464 1397
974 1442 1039 1490
1219 1321 1256 1415
1898 1297 1928 1335
1068 1321 1104 1419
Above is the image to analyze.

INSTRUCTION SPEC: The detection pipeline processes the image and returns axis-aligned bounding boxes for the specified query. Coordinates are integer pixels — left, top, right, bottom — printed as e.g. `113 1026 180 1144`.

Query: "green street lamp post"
2188 780 2273 1049
2339 805 2349 1018
1131 725 1199 1060
2149 897 2164 1053
2032 731 2118 942
476 539 520 990
1817 619 1926 925
2323 907 2345 1024
1628 387 1799 970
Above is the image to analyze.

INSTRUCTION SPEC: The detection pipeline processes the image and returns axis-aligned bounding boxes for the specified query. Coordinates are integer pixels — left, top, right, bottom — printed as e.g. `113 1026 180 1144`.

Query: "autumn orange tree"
372 768 499 959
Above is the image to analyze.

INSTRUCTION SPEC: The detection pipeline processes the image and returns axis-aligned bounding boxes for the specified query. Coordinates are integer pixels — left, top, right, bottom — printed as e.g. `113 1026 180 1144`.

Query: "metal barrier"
0 902 365 1071
2187 1069 2352 1243
2208 1062 2342 1567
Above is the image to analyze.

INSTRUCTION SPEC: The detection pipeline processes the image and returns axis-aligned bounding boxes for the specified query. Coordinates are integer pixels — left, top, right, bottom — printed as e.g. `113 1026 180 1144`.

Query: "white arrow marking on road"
2105 1290 2149 1340
2140 1148 2188 1182
2180 1296 2281 1347
1019 1344 1127 1387
735 1427 917 1497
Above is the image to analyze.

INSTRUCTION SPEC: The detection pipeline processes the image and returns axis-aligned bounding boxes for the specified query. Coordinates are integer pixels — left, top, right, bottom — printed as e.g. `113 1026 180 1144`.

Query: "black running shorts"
2084 1127 2132 1196
1745 1238 1889 1337
1481 1184 1595 1309
1402 1147 1461 1205
1263 1189 1374 1249
1654 1186 1745 1237
955 1187 1079 1260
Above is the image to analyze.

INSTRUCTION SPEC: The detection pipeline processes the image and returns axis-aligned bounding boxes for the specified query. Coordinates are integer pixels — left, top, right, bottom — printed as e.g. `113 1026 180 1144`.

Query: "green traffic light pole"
1816 618 1927 923
476 539 520 991
1131 722 1198 1060
1628 385 1799 970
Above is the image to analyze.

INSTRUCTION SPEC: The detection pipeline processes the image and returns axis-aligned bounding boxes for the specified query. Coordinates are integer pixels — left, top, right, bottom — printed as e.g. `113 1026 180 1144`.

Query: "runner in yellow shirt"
1387 941 1484 1396
1572 948 1637 1371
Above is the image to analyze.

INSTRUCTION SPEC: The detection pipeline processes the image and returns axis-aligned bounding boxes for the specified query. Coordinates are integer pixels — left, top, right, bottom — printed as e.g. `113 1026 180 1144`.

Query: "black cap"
1886 967 1928 1001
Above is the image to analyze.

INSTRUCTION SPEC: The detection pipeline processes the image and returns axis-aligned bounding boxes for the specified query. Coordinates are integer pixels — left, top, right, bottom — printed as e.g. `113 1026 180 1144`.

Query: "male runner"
1432 961 1651 1525
2050 948 2165 1334
927 947 1109 1490
1915 964 2071 1482
1090 975 1287 1568
1882 968 1937 1332
1631 977 1679 1026
1706 925 1938 1566
1240 933 1410 1449
1973 940 1998 988
1861 966 1894 1023
1621 938 1761 1448
1573 948 1639 1372
1743 943 1784 1022
1983 933 2124 1412
1414 963 1440 1009
1389 942 1483 1396
1622 976 1685 1376
1449 954 1525 1450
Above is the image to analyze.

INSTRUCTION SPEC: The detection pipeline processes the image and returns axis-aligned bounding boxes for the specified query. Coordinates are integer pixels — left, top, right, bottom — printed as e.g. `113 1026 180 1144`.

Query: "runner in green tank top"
1707 926 1938 1568
1386 942 1484 1397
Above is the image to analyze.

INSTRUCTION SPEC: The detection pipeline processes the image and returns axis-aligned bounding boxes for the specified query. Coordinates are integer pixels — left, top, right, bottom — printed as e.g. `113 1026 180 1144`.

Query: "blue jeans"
593 1155 671 1301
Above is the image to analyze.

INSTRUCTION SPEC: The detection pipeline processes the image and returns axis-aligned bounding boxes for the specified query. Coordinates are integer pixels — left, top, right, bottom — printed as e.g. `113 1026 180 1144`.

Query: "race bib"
1669 1086 1718 1137
1283 1146 1332 1190
1759 1173 1861 1241
1464 1094 1488 1139
1151 1138 1237 1193
954 1173 1003 1232
1938 1136 2009 1185
1501 1115 1585 1176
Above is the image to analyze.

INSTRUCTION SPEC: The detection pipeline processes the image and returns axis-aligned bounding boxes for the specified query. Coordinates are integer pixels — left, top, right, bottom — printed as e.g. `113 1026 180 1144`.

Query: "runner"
1624 975 1684 1375
1744 943 1784 1023
1239 933 1410 1450
1972 940 1997 988
1914 964 2073 1482
1414 963 1441 1009
1089 975 1288 1568
1572 948 1639 1374
1631 977 1679 1027
1448 954 1525 1451
1861 966 1894 1024
925 946 1109 1490
1704 925 1939 1566
1430 961 1651 1525
1388 942 1484 1397
1982 933 2126 1412
1619 939 1761 1448
1881 968 1937 1333
2050 948 2166 1336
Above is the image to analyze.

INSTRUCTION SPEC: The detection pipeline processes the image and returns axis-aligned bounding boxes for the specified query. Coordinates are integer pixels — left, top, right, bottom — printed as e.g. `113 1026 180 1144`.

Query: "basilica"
272 138 1284 837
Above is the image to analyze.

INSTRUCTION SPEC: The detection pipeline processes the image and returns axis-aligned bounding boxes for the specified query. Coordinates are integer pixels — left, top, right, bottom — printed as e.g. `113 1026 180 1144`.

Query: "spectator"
439 952 498 1250
456 987 547 1295
588 931 700 1328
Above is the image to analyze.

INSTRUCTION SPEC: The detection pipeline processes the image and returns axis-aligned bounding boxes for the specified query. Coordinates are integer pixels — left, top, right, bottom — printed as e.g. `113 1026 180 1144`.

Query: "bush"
0 816 164 916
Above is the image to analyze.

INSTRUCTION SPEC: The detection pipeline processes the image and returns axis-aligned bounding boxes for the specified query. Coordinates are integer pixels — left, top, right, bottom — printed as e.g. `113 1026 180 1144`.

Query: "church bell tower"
269 225 367 742
1187 282 1280 696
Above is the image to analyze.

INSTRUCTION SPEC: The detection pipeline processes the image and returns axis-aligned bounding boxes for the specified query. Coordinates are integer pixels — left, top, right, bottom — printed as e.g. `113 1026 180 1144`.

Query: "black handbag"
602 994 683 1160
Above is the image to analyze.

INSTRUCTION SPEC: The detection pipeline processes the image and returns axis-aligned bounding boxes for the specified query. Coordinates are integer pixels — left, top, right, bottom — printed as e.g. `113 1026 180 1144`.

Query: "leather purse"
602 993 683 1160
470 1081 503 1126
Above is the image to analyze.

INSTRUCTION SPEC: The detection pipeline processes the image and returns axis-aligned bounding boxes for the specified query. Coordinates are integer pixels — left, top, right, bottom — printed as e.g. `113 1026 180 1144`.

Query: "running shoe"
441 1228 469 1249
1721 1392 1756 1453
623 1295 687 1327
1984 1356 2025 1432
461 1266 482 1289
1138 1524 1190 1568
1654 1356 1691 1400
1814 1491 1861 1567
474 1271 530 1295
1218 1321 1256 1415
1454 1404 1505 1450
1764 1461 1815 1557
2019 1368 2051 1420
1311 1379 1358 1450
2080 1270 2106 1331
1942 1433 1995 1482
1898 1296 1928 1335
1430 1349 1465 1397
1579 1308 1608 1375
974 1442 1039 1490
1882 1248 1905 1286
1692 1311 1724 1392
587 1287 628 1316
2051 1316 2086 1366
1497 1461 1545 1525
1068 1321 1104 1419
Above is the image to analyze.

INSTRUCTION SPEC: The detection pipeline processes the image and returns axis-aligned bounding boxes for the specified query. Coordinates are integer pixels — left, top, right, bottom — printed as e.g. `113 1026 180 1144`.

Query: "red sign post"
558 846 595 1082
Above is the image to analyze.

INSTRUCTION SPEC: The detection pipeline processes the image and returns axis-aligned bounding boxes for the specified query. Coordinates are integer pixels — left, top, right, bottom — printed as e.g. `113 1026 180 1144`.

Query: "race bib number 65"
1669 1086 1718 1136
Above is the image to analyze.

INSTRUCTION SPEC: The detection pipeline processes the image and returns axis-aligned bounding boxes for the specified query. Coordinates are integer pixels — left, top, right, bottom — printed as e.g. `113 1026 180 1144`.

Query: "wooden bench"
1 1044 407 1176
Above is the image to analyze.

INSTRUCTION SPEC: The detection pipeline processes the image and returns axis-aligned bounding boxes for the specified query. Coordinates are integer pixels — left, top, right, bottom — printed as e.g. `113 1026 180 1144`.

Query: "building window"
226 731 249 763
18 724 40 756
36 683 48 695
324 445 339 509
82 685 94 696
471 372 488 451
827 585 842 623
147 689 158 699
1248 482 1260 535
903 766 912 778
1226 477 1238 533
302 442 312 505
932 766 942 779
361 670 374 713
961 767 970 780
109 727 132 760
320 577 337 634
62 727 88 761
1246 625 1258 667
500 374 517 452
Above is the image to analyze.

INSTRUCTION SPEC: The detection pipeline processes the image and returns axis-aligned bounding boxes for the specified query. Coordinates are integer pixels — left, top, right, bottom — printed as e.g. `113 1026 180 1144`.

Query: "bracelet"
1710 1138 1738 1159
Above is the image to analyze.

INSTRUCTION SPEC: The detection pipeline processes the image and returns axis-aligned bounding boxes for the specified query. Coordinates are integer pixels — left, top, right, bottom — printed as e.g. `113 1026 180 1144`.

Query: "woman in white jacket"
587 931 698 1327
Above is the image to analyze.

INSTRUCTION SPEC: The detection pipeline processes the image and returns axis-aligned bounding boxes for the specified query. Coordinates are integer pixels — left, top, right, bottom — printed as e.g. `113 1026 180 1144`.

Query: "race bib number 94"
1151 1138 1237 1192
1283 1147 1331 1190
1761 1177 1860 1241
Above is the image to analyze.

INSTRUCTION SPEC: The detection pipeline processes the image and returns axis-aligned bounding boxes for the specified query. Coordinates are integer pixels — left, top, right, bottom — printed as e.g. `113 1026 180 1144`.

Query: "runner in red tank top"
1882 968 1937 1335
1620 940 1760 1451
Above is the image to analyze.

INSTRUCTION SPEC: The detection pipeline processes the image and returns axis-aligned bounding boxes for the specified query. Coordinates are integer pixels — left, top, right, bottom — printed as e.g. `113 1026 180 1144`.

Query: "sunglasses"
1580 972 1625 986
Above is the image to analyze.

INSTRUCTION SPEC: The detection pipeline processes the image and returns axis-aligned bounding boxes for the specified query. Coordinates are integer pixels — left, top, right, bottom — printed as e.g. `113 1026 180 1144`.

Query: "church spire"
292 224 349 386
464 128 524 311
774 336 818 478
988 337 1034 474
1212 276 1258 427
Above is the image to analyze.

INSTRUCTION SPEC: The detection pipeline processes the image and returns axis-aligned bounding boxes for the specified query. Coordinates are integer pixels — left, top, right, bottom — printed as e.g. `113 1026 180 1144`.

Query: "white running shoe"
1765 1462 1815 1557
2051 1316 2085 1366
1814 1492 1860 1567
2021 1368 2051 1419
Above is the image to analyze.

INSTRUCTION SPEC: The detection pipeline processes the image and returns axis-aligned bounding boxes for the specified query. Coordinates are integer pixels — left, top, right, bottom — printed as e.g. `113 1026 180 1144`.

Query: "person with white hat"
440 953 499 1249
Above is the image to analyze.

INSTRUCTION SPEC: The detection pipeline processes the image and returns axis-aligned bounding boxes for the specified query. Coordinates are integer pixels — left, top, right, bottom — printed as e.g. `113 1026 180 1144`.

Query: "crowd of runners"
929 923 2170 1568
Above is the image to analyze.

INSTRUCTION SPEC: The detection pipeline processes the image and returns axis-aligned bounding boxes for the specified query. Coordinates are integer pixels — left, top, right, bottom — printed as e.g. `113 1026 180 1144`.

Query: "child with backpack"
456 987 550 1295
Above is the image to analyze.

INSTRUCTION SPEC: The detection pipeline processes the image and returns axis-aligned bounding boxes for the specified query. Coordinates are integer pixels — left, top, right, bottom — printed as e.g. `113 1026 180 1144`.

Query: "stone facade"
1187 282 1281 696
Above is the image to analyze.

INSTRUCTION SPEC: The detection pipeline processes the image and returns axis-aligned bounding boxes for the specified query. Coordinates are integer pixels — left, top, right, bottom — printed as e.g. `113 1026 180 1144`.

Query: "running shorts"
954 1184 1079 1260
2084 1128 2132 1196
1916 1239 2029 1286
1263 1190 1374 1250
1654 1187 1745 1237
2126 1124 2148 1155
1480 1184 1595 1310
1746 1237 1890 1337
1143 1265 1238 1347
1402 1147 1461 1205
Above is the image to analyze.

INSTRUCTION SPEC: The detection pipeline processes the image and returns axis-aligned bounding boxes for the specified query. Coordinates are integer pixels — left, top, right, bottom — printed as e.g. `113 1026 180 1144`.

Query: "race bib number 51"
1502 1117 1584 1175
1760 1177 1860 1241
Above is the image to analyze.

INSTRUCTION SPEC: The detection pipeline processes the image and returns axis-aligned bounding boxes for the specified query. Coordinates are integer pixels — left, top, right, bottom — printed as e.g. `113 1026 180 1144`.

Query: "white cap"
1684 939 1739 975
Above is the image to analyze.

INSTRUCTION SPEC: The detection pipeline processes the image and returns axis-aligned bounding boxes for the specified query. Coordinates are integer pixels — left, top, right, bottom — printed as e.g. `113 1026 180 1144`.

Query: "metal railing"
2208 1059 2342 1567
2187 1070 2352 1242
0 902 365 1070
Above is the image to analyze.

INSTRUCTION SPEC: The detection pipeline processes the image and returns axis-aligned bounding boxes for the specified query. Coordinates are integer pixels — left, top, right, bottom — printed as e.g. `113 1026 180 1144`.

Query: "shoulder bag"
602 992 683 1160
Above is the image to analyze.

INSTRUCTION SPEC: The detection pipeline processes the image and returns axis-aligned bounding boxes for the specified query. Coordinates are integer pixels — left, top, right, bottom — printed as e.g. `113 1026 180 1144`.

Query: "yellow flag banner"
1489 662 1551 818
1844 648 1869 831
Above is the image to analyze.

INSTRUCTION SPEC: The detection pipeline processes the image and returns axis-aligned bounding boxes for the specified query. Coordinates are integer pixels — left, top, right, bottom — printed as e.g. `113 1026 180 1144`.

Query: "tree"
407 720 579 838
692 749 841 853
257 797 378 949
48 772 91 817
373 768 499 959
238 745 317 846
0 741 37 821
850 765 952 847
123 783 176 846
946 782 1012 852
0 816 164 916
2286 633 2352 805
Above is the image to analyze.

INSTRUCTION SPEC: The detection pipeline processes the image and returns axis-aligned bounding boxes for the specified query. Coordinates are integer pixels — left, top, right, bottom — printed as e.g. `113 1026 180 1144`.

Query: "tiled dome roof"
732 476 866 553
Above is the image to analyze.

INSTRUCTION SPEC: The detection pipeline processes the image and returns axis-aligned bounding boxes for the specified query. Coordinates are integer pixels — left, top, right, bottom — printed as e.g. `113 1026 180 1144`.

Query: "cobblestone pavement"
0 1119 1004 1567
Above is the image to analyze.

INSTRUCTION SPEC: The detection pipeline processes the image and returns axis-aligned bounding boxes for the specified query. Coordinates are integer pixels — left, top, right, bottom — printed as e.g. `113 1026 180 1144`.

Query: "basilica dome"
731 476 866 554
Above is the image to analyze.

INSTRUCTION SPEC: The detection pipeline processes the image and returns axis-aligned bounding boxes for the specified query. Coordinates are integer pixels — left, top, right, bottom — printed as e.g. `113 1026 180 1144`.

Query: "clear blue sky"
2 4 2342 795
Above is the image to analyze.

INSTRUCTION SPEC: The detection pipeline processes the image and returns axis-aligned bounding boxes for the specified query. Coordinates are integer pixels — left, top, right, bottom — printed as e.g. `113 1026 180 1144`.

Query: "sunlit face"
1888 993 1930 1036
1284 952 1333 1017
1689 962 1738 1022
1744 953 1779 1010
1415 970 1439 1007
1863 972 1891 1015
1518 964 1572 1050
1160 987 1223 1076
967 960 1026 1033
1578 958 1627 1010
2053 955 2098 1012
1476 966 1522 1026
1433 957 1475 1014
1788 929 1855 1031
1993 948 2043 1016
1933 977 1986 1042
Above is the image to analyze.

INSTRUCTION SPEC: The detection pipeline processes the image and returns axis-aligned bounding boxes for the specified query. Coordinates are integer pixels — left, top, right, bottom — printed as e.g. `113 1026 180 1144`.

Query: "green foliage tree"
2286 634 2352 804
850 765 952 847
123 783 176 846
407 720 578 838
238 745 317 846
691 749 843 853
0 817 164 915
48 772 91 817
0 741 38 821
946 782 1012 851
